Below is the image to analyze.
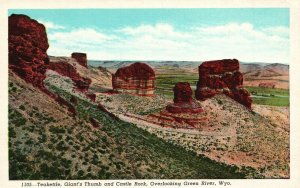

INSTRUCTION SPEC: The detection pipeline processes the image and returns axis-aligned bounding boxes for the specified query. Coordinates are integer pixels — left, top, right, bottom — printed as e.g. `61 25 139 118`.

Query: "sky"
9 9 290 64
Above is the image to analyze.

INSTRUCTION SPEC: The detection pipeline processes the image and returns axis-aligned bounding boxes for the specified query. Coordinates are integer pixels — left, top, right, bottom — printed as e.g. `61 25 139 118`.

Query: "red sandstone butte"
166 82 204 113
112 62 155 96
71 52 87 68
195 59 252 109
8 14 76 115
9 14 49 89
173 82 193 103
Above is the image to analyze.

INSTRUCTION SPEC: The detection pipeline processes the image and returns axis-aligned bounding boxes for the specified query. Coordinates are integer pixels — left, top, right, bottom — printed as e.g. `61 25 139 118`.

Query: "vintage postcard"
1 0 300 188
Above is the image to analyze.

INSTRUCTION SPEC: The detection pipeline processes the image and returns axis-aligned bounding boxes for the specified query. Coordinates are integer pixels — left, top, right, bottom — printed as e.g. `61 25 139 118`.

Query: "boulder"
112 62 155 96
195 59 252 109
71 52 87 68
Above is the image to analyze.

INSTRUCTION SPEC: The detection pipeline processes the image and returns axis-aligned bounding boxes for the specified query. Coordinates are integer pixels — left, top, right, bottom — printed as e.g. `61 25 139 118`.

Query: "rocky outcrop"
112 62 155 96
8 14 76 115
195 59 252 109
9 14 49 89
173 82 193 103
48 61 91 91
167 82 204 113
86 93 96 102
71 52 87 68
90 117 100 128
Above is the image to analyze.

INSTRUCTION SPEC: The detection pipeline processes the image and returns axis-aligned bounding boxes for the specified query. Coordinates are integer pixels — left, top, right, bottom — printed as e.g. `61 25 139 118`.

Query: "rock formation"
71 52 87 68
173 82 193 103
8 14 77 115
9 14 49 89
131 82 207 129
195 59 252 109
86 93 96 102
90 117 100 128
166 82 204 113
48 60 91 91
112 62 155 96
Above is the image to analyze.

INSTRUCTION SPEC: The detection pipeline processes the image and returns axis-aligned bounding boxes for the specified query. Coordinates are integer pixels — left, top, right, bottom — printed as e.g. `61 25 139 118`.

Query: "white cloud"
47 22 289 64
37 19 65 30
49 28 113 45
262 26 289 38
120 23 191 39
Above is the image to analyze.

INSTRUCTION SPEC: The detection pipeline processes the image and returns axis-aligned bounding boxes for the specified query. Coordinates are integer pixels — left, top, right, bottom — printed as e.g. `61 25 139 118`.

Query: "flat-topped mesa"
167 82 204 113
197 59 243 89
112 62 155 96
71 52 87 68
199 59 240 75
195 59 252 109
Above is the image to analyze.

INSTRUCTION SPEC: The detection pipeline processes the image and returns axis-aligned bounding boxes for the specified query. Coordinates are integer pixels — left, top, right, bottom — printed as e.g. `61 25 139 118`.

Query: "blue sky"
9 9 289 63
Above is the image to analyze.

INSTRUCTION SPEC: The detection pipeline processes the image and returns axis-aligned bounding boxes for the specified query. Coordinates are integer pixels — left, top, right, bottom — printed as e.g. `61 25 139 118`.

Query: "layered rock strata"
112 62 155 96
166 82 204 113
9 14 49 89
8 14 92 115
195 59 252 109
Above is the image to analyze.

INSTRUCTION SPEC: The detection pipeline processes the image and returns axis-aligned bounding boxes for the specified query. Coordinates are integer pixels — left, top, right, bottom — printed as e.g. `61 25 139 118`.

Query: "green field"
245 86 289 106
155 73 198 99
155 73 289 107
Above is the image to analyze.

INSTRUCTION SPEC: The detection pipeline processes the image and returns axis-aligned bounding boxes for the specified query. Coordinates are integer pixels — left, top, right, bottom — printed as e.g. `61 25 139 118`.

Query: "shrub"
9 127 16 138
19 105 26 111
49 126 66 134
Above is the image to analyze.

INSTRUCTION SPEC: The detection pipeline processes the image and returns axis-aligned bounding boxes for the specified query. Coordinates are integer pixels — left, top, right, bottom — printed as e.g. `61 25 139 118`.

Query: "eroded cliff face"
112 62 155 96
195 59 252 109
48 60 92 91
8 14 87 115
9 14 49 89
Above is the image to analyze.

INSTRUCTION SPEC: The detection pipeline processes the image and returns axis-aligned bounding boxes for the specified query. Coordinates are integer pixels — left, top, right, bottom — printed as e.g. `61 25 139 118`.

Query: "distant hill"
89 60 289 76
240 63 289 78
88 60 201 70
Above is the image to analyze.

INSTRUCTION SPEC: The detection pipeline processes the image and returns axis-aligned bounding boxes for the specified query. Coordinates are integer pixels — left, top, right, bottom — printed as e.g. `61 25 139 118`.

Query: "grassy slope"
9 72 245 180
